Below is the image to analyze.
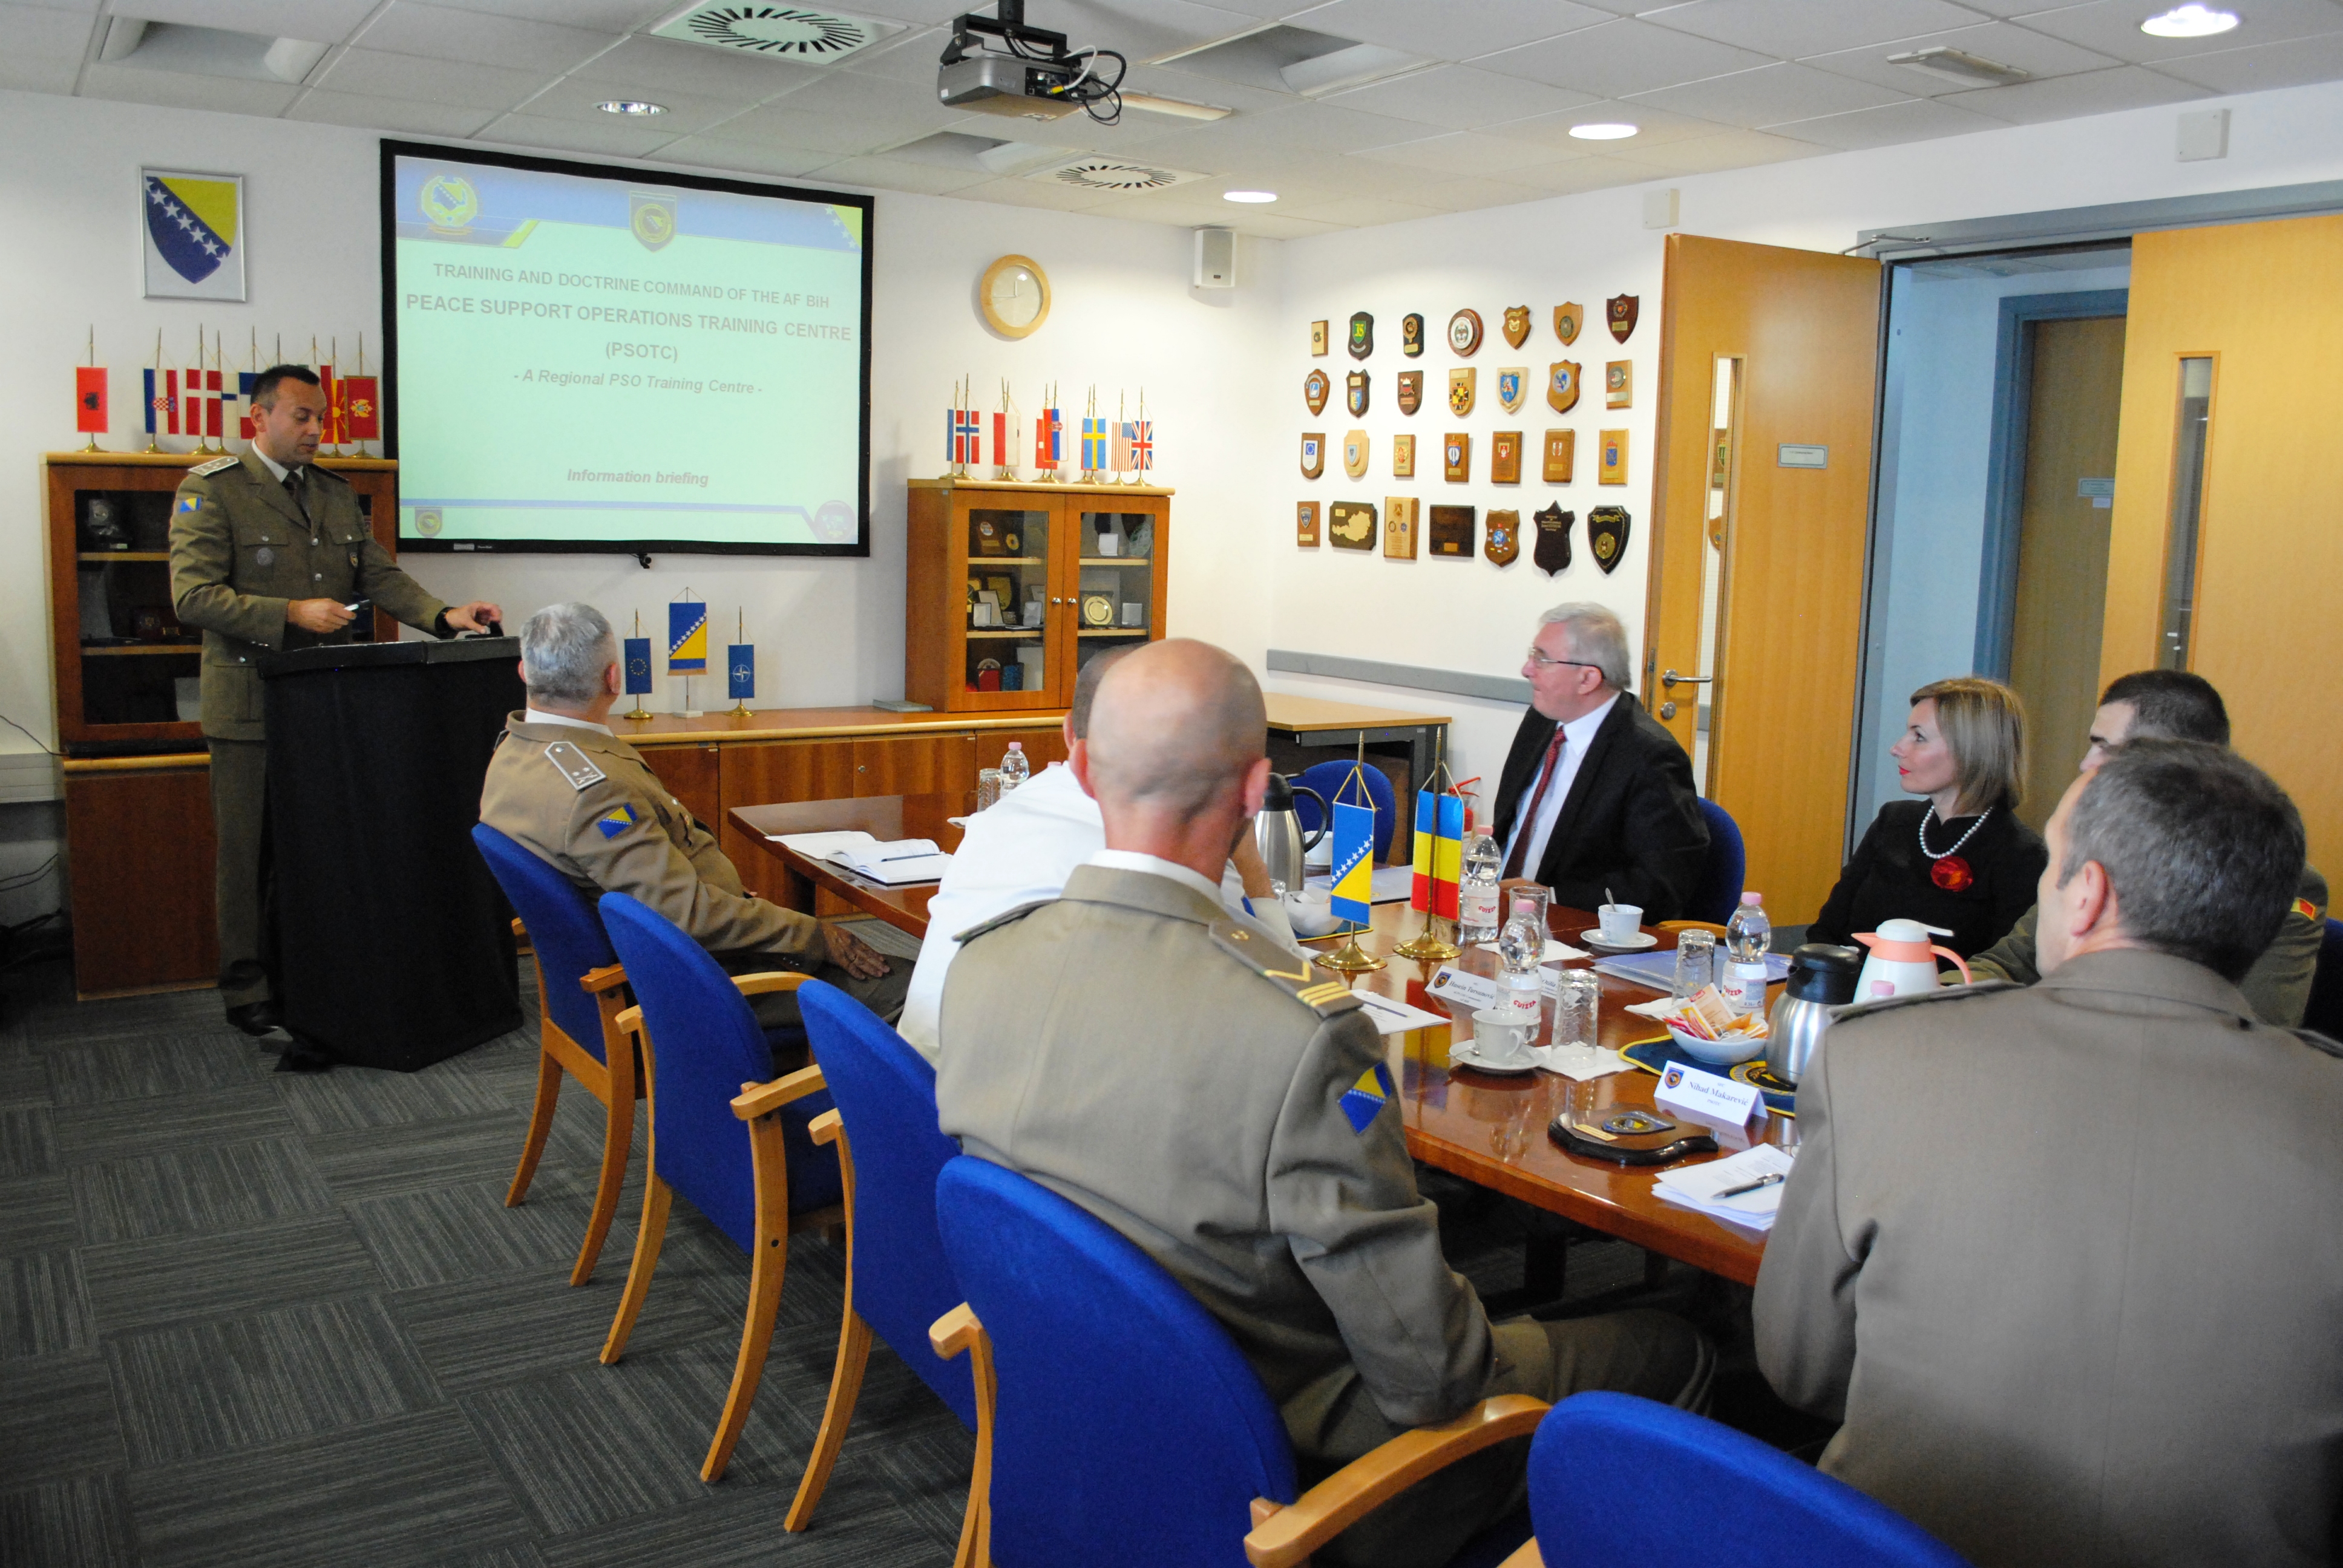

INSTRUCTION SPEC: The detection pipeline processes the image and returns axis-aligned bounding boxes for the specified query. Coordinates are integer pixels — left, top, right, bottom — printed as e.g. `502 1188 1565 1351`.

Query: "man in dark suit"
1491 603 1707 920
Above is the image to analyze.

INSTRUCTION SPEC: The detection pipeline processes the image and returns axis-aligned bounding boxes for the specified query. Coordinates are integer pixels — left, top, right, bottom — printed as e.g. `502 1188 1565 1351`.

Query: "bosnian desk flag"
1330 799 1376 926
727 644 755 702
1411 790 1463 918
667 600 707 675
76 367 107 434
623 637 653 696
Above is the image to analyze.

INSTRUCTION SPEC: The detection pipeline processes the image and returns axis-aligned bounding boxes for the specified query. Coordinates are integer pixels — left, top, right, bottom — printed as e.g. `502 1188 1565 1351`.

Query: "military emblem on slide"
419 172 479 235
1554 302 1583 346
1346 370 1369 418
1304 368 1329 416
1548 361 1581 414
1502 306 1531 349
1301 433 1324 480
1534 501 1574 575
1401 313 1425 357
1588 504 1631 573
1607 294 1639 344
1486 509 1520 567
1349 312 1374 359
1397 371 1423 416
1343 430 1370 479
1447 367 1475 417
630 193 677 252
1496 367 1525 413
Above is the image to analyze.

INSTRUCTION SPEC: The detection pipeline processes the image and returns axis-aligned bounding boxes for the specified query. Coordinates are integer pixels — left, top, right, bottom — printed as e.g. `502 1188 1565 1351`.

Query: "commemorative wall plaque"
1349 312 1374 359
1496 367 1526 413
1543 428 1576 484
1588 504 1631 573
1554 302 1583 345
1606 360 1631 410
1384 495 1419 559
1342 429 1370 479
1599 428 1627 485
1447 308 1483 356
1392 433 1416 478
1429 505 1476 557
1547 361 1581 414
1502 305 1532 349
1397 370 1423 415
1443 432 1470 482
1401 313 1424 357
1447 367 1476 417
1297 500 1320 547
1346 370 1370 417
1607 294 1638 344
1301 432 1325 479
1534 501 1573 575
1304 368 1329 415
1486 509 1521 567
1311 320 1329 356
1490 431 1522 485
1329 500 1377 551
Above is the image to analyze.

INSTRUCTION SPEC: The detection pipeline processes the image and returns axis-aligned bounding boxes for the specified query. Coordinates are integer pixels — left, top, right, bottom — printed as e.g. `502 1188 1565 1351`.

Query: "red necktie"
1502 727 1567 880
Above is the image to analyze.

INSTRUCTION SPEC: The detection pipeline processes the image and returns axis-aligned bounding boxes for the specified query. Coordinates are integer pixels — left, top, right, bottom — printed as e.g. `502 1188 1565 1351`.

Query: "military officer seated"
935 638 1711 1568
478 603 905 1030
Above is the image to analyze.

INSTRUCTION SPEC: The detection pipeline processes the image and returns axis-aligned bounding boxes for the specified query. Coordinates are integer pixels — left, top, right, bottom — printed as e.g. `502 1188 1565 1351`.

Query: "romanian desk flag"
1330 799 1375 926
1112 421 1134 473
1080 416 1107 471
727 644 754 702
623 637 653 695
667 601 707 675
76 367 107 434
1411 790 1464 918
1132 419 1153 472
342 376 380 441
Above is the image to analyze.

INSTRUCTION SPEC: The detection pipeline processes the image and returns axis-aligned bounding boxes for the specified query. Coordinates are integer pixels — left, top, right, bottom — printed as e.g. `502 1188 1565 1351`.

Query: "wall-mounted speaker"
1194 226 1236 290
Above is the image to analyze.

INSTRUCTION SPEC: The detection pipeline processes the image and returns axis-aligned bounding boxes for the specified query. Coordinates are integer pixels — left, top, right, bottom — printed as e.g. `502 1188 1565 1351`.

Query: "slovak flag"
1130 419 1153 472
1411 789 1463 918
1034 407 1061 471
1080 416 1107 471
952 408 982 466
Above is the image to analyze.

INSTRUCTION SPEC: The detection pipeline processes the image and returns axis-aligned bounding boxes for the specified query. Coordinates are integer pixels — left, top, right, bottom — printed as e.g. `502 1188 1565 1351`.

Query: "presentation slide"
383 145 871 554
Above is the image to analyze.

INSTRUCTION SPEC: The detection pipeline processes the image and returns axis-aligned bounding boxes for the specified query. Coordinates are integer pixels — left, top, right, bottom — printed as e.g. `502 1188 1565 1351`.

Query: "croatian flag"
144 369 169 437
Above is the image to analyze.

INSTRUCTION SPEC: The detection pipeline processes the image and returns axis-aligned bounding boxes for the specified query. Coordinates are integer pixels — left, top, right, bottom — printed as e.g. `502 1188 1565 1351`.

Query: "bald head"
1084 639 1267 816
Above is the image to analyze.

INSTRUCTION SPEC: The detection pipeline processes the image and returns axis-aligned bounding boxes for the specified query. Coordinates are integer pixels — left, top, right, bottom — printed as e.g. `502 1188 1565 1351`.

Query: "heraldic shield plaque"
1397 370 1423 415
1349 311 1374 359
1587 504 1631 573
1346 370 1369 417
1486 509 1520 567
1301 432 1324 479
1607 294 1638 344
1448 367 1475 416
1342 429 1370 479
1548 361 1581 414
1305 368 1329 414
1555 302 1582 345
1496 367 1525 412
1534 501 1573 575
1502 305 1531 348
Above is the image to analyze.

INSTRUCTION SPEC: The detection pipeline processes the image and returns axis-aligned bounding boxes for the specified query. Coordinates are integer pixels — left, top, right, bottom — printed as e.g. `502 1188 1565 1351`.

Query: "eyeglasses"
1525 648 1604 673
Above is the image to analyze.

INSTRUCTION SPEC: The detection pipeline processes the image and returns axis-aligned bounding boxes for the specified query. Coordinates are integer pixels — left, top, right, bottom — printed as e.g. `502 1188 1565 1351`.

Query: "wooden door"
1645 235 1882 923
2007 316 2125 829
2102 215 2343 869
65 760 217 996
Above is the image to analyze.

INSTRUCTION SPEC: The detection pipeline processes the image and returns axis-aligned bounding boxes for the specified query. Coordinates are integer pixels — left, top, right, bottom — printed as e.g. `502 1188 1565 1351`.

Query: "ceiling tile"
1938 61 2210 123
287 85 502 136
2157 27 2343 92
1287 0 1614 61
520 76 747 136
1 0 97 10
1800 19 2122 97
0 2 90 53
2011 0 2343 65
1473 17 1778 94
1616 125 1826 172
79 63 302 114
1488 153 1674 194
1765 93 2007 147
940 174 1127 210
106 0 378 42
1498 97 1737 148
1348 128 1596 172
568 34 824 98
352 3 617 74
480 111 687 157
1320 62 1599 129
709 98 963 157
1141 99 1446 160
1633 60 1913 126
1279 192 1446 224
0 54 80 93
835 26 955 85
1196 209 1345 238
813 154 991 194
1640 0 1988 58
1037 0 1271 65
317 47 551 110
652 136 839 178
430 0 666 25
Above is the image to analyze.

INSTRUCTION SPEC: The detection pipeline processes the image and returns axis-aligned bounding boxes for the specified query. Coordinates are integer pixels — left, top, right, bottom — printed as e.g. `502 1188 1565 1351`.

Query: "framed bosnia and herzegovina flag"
142 169 246 302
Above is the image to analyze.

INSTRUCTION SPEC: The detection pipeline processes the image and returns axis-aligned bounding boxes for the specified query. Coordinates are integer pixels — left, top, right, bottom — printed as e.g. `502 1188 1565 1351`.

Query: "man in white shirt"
899 645 1294 1057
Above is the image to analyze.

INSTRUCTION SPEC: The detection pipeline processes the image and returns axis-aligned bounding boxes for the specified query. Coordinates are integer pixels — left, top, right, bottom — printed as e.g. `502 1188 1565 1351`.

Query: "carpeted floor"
0 955 1794 1566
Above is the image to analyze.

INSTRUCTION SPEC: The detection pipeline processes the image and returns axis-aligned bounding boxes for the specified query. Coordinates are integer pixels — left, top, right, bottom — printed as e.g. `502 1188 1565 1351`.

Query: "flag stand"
80 326 102 452
727 608 753 717
1312 745 1386 974
143 330 163 453
1393 734 1463 962
623 610 651 721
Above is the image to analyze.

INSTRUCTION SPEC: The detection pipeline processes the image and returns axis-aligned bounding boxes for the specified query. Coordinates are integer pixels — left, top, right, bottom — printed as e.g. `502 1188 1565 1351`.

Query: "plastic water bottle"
1457 823 1502 944
1722 891 1771 1016
1497 904 1547 1021
997 740 1029 792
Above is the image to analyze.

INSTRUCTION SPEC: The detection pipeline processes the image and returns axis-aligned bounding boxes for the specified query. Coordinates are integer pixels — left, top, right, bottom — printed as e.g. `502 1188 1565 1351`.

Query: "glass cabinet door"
959 502 1059 707
1073 505 1159 685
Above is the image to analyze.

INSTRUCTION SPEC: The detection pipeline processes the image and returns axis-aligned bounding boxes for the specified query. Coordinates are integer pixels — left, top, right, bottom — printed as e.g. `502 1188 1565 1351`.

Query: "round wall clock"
1447 308 1483 356
979 254 1050 338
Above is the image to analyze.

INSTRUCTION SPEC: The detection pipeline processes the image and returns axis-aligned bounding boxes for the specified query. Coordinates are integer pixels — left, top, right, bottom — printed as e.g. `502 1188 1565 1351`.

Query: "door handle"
1661 668 1714 689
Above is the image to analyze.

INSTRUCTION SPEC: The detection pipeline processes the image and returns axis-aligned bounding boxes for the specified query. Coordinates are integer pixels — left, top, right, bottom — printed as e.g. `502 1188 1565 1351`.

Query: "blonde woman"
1809 677 2048 959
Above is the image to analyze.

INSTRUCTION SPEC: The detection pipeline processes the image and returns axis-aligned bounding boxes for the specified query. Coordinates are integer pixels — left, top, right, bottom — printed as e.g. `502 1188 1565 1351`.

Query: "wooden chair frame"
506 916 637 1287
926 1305 1547 1568
600 972 845 1484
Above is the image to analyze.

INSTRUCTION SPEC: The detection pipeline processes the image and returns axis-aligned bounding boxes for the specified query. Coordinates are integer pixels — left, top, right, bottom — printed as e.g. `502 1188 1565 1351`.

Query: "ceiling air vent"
1029 157 1208 194
650 4 903 64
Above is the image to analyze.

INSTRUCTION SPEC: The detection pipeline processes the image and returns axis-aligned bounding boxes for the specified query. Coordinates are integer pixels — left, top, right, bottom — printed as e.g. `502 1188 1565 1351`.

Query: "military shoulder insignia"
175 495 203 513
189 455 238 477
1341 1060 1399 1134
543 740 608 791
1554 302 1583 345
953 898 1052 947
1348 311 1373 359
1208 918 1364 1019
1447 308 1482 357
2293 897 2322 922
1607 293 1639 344
1502 305 1531 348
595 803 640 839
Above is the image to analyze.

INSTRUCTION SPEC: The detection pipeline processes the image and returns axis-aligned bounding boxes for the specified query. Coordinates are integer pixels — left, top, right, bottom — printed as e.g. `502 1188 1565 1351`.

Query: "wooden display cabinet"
905 479 1170 713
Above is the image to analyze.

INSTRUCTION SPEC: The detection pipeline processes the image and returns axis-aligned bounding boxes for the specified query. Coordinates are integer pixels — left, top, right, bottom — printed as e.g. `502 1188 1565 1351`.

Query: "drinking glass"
1671 930 1717 997
977 768 1003 811
1551 969 1601 1051
1504 886 1551 945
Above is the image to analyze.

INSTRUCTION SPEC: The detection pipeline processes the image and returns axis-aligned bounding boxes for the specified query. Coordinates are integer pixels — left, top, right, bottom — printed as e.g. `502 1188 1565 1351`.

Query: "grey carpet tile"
422 1546 546 1568
127 1407 536 1568
44 1034 267 1107
18 992 234 1051
392 1269 726 1395
859 1419 981 1556
274 1061 516 1137
0 1355 128 1485
0 1473 136 1568
347 1174 612 1293
107 1295 444 1469
69 1136 335 1245
48 1081 293 1168
80 1212 386 1336
536 1469 942 1568
0 1050 50 1105
0 1249 93 1361
0 1105 57 1178
0 1176 77 1257
307 1112 539 1204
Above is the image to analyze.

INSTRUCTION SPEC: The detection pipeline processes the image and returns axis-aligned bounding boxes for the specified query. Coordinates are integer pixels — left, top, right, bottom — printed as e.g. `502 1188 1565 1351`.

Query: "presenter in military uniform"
936 639 1709 1568
477 603 904 1027
169 365 501 1035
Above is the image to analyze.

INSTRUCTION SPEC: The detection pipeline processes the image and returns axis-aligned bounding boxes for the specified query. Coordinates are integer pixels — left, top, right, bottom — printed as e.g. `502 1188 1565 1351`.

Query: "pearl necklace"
1917 803 1991 861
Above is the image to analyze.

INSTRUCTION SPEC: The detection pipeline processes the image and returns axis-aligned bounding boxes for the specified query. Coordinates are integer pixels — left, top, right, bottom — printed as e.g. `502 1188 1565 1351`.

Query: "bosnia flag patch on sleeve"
596 804 638 839
1340 1060 1398 1134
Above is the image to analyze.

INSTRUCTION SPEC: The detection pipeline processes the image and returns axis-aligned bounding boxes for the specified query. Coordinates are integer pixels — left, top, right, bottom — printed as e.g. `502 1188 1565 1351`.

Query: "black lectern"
260 636 525 1070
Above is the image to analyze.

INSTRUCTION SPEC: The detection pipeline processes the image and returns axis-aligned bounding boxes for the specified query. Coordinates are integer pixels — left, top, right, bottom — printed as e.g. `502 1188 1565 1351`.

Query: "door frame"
1972 287 2131 678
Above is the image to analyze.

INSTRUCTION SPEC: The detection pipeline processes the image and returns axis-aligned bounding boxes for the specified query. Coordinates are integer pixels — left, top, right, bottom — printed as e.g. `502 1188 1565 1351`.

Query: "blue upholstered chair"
1687 797 1747 927
931 1155 1545 1568
596 892 845 1483
779 980 978 1540
1513 1392 1969 1567
471 823 636 1286
1294 759 1398 862
2304 918 2343 1039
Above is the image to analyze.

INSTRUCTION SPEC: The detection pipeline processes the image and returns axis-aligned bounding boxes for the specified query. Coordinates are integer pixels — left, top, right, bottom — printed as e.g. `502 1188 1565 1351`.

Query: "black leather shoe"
225 999 282 1036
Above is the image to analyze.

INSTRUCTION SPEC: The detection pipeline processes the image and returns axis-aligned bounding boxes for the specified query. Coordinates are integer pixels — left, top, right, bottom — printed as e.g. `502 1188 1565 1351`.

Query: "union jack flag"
1130 419 1153 472
952 408 982 465
1080 417 1107 471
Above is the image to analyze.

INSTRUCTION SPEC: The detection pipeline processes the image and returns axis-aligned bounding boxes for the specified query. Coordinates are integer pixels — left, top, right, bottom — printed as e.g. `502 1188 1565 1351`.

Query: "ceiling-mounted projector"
940 0 1126 125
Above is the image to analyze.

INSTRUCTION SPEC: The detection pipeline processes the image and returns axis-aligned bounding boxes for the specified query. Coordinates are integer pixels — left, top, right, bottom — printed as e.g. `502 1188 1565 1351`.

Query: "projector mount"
940 0 1127 125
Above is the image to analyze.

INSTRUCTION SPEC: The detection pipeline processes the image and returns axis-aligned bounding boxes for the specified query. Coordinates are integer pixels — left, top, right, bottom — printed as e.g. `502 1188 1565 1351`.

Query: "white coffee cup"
1470 1008 1535 1067
1597 903 1643 944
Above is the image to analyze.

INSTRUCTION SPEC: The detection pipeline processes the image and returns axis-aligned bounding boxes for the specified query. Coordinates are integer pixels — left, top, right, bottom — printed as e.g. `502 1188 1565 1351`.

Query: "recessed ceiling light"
1568 122 1639 140
2141 4 2240 37
597 99 667 116
1222 189 1277 203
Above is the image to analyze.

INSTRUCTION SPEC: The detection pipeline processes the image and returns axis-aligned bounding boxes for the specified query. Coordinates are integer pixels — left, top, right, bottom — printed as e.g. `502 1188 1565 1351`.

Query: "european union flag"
667 600 707 675
1331 799 1375 926
727 643 754 702
623 637 653 696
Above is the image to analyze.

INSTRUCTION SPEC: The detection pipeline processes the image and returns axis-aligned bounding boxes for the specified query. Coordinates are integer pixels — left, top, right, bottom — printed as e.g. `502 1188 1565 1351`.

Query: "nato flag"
727 644 754 702
623 637 653 696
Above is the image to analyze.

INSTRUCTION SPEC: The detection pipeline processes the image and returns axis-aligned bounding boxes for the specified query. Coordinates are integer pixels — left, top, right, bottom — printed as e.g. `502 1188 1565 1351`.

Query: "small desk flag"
1411 790 1464 918
623 637 653 696
342 376 381 442
237 370 258 440
951 407 981 466
76 368 107 434
667 600 707 675
727 644 755 702
1112 421 1134 473
1330 800 1375 925
1131 419 1153 473
1035 407 1061 471
1080 416 1107 471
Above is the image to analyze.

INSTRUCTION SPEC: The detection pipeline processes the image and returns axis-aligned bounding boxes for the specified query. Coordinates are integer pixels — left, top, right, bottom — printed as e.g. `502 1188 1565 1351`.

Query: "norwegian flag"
1130 419 1153 472
951 408 982 466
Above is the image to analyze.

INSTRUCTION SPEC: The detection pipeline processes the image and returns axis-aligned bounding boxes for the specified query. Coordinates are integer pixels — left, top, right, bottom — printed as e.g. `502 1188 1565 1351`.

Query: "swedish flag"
667 601 707 675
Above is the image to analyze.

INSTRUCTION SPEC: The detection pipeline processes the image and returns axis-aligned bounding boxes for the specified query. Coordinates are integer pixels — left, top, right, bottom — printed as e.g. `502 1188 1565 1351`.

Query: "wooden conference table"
733 792 1783 1287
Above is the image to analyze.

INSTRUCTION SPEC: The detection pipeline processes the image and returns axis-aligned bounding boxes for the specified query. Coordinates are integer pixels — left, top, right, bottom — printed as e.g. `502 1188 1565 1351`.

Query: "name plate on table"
1427 966 1504 1013
1654 1061 1764 1129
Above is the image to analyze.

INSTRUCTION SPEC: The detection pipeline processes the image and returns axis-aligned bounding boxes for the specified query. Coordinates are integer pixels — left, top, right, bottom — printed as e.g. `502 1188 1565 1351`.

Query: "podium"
260 636 525 1070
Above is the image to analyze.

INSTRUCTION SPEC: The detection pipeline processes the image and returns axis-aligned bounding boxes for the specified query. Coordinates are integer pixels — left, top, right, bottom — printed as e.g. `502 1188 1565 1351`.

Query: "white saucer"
1578 928 1659 953
1448 1042 1539 1076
